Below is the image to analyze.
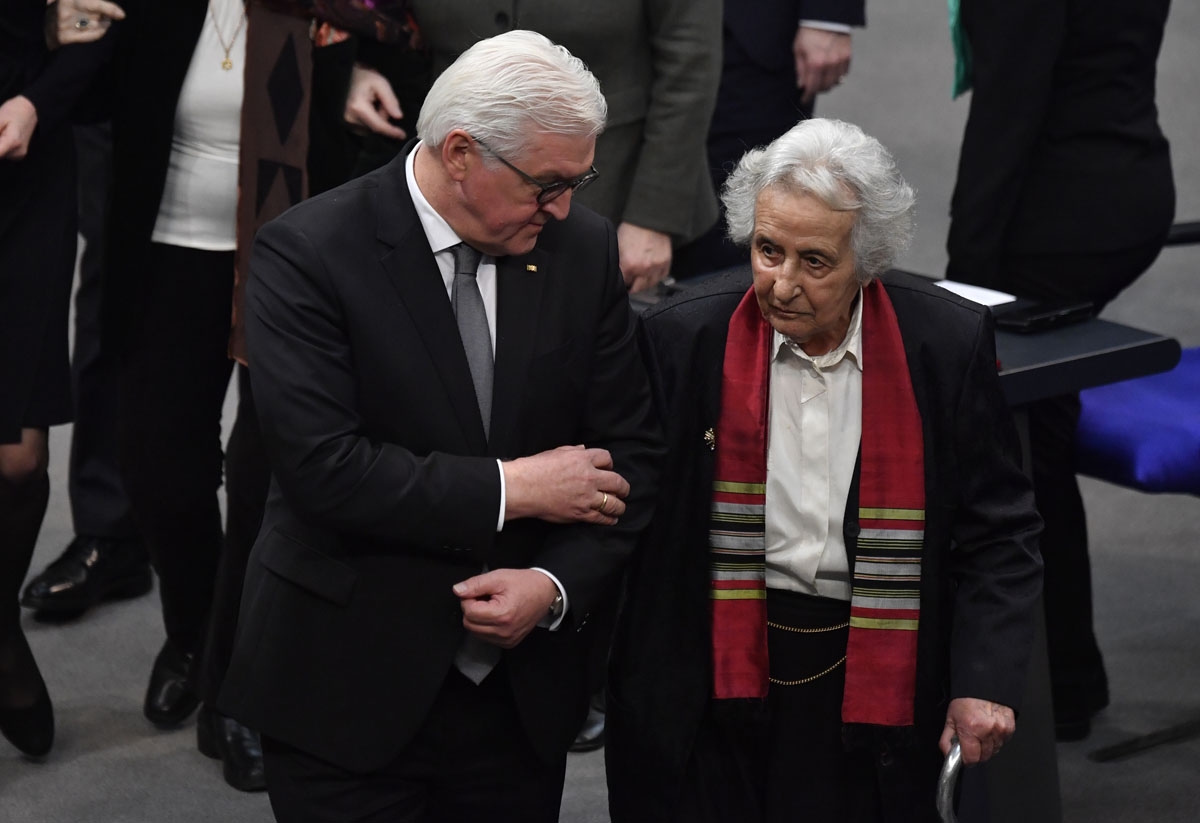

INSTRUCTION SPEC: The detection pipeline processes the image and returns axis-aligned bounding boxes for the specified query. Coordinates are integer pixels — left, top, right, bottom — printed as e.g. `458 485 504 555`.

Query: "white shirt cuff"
530 567 568 631
495 459 506 531
799 20 853 34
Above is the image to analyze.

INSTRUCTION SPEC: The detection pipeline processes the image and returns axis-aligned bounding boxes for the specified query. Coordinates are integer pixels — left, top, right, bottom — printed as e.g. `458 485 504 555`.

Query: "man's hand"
344 64 406 141
940 697 1016 765
793 27 852 106
0 96 38 160
454 568 559 649
52 0 124 48
502 445 630 525
618 222 673 294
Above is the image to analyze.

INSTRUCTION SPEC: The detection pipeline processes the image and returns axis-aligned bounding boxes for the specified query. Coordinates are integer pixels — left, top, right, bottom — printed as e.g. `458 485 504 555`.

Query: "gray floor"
3 2 1198 820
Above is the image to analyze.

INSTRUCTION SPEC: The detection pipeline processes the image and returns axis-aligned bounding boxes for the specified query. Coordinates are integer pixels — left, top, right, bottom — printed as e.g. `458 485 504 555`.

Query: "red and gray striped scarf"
708 280 925 726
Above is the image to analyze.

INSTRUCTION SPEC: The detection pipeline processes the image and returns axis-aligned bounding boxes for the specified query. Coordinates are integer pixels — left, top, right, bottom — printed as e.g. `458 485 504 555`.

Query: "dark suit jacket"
723 0 866 74
605 269 1043 822
947 0 1174 288
218 149 663 772
711 0 865 144
80 0 210 354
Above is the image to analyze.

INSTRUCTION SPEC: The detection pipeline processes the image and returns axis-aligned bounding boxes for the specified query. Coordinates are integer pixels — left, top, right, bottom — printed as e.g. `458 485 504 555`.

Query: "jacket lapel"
375 150 488 454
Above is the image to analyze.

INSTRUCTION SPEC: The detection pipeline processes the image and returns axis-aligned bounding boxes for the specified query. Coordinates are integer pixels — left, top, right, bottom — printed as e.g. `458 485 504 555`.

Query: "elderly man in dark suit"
218 30 662 823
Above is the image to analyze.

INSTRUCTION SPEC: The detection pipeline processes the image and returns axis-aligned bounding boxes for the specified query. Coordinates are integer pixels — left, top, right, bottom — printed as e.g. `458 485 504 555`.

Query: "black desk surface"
996 318 1182 406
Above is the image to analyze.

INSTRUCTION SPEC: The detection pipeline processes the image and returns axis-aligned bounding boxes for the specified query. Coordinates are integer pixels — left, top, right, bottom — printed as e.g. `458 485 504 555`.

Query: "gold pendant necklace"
209 1 247 71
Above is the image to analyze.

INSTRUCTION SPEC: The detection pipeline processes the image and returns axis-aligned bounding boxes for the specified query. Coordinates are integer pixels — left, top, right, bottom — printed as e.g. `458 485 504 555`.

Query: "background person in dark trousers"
20 121 153 623
219 31 662 822
946 0 1175 741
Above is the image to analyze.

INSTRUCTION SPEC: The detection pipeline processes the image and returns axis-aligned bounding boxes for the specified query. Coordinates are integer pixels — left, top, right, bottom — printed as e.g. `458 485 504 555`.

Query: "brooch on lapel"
525 264 538 272
704 428 716 451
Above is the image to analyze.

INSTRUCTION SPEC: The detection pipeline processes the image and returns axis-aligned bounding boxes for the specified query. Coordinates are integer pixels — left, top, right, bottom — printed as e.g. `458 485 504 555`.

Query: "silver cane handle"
937 739 963 823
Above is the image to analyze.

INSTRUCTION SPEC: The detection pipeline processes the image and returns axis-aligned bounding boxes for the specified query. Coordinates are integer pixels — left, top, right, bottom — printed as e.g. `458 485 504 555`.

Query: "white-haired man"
218 31 662 822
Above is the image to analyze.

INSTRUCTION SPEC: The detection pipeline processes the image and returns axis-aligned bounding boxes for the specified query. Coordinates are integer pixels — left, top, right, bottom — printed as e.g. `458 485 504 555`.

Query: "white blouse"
151 0 246 251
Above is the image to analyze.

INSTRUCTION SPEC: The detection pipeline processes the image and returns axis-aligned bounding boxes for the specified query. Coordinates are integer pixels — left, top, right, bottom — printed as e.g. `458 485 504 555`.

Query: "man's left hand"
454 569 559 649
0 95 37 160
940 697 1016 765
618 222 672 294
793 27 852 106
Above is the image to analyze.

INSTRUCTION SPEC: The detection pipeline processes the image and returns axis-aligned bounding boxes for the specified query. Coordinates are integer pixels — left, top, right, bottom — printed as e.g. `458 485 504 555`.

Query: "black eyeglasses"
471 135 598 205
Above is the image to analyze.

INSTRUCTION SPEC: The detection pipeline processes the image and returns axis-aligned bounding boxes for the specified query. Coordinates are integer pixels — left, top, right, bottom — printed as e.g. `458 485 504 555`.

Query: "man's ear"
441 130 475 183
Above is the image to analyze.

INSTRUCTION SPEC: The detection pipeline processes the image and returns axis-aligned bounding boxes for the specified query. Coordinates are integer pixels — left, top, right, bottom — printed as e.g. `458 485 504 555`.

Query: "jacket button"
495 11 510 27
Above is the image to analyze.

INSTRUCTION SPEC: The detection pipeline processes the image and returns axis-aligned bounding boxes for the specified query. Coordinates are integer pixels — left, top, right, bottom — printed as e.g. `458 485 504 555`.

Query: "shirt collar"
771 287 864 372
405 141 464 256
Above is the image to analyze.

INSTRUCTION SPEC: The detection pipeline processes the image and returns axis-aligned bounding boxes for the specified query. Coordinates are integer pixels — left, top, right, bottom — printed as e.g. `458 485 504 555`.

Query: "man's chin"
504 225 545 256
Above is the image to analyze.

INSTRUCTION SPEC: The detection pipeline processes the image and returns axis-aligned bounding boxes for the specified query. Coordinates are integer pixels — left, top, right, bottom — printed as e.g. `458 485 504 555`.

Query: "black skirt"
0 122 76 444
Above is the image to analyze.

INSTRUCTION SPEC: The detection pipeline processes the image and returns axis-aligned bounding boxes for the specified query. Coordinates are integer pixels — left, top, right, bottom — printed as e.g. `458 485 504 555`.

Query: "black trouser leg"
198 365 270 705
118 243 233 655
69 122 140 541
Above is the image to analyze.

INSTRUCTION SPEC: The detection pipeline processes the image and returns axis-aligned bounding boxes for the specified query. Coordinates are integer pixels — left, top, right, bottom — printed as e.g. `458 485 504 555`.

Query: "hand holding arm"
940 697 1016 765
502 445 630 526
618 222 673 294
0 96 38 159
454 568 560 649
793 26 852 105
343 64 406 141
52 0 125 47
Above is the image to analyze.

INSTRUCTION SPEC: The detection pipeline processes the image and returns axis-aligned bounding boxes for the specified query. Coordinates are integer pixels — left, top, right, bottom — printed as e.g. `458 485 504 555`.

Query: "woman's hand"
940 697 1016 765
51 0 125 48
344 64 406 141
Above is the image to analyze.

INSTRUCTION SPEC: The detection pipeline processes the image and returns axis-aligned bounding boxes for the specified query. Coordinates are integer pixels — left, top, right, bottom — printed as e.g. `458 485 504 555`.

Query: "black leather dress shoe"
20 536 152 618
144 640 200 728
569 703 606 753
197 704 267 792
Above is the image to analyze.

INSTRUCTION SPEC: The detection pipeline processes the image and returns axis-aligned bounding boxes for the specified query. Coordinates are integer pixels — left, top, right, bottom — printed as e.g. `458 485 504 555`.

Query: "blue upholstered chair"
1076 222 1200 497
1076 347 1200 495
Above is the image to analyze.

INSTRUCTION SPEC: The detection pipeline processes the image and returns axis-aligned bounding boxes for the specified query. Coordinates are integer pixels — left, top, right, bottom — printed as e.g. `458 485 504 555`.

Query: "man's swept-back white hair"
723 118 916 283
417 30 607 160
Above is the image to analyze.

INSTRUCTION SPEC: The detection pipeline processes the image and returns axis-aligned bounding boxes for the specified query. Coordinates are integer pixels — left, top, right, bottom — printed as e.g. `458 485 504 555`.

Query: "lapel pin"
526 264 538 272
704 428 716 451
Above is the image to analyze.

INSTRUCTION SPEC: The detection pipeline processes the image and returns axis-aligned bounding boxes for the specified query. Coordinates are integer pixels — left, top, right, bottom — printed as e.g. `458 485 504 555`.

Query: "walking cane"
936 738 963 823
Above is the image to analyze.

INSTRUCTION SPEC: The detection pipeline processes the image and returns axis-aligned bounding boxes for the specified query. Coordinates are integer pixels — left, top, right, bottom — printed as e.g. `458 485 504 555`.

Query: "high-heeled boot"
0 471 55 757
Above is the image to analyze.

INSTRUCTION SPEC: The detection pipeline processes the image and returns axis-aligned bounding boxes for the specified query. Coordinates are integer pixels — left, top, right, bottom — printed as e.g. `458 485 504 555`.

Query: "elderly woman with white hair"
606 118 1044 823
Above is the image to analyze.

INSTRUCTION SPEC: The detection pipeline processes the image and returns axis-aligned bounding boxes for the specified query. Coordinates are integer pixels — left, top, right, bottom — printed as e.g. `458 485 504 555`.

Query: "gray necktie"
450 243 493 437
449 243 501 683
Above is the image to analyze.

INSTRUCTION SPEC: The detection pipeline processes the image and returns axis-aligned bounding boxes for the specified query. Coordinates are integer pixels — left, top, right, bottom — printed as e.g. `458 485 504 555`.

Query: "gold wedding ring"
599 491 609 514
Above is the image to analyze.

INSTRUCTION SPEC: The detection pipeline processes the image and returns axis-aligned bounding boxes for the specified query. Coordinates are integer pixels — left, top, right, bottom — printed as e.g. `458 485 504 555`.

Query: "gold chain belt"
766 619 849 685
766 620 849 634
768 655 847 686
